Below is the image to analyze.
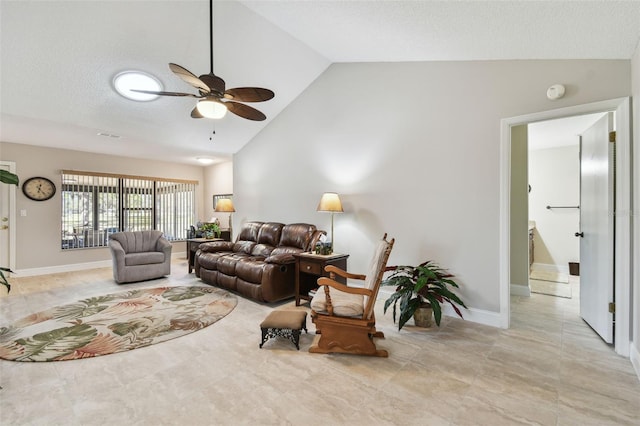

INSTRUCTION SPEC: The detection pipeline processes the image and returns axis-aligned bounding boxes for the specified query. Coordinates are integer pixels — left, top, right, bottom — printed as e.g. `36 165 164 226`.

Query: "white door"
578 112 614 343
1 162 14 278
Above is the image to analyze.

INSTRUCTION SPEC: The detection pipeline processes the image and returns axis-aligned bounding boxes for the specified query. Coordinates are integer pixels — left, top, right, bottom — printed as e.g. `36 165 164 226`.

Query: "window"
61 171 196 249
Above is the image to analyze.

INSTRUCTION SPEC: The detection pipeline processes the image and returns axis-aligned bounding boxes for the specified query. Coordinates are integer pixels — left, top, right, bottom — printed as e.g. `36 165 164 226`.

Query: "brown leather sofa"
194 221 325 303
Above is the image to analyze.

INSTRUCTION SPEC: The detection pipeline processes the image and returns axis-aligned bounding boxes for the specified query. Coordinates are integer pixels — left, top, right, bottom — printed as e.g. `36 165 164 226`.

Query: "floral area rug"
0 286 237 362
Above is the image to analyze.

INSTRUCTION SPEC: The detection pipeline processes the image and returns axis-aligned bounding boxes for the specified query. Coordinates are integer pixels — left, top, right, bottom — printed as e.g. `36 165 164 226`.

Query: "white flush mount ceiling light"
113 71 162 101
196 157 215 165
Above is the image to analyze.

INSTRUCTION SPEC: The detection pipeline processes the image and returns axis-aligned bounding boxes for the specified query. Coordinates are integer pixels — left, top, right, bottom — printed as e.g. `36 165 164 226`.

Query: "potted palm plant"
382 261 467 330
0 169 19 292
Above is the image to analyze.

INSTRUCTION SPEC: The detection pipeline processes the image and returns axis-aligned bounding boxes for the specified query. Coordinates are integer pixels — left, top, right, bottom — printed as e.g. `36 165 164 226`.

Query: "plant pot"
413 305 433 328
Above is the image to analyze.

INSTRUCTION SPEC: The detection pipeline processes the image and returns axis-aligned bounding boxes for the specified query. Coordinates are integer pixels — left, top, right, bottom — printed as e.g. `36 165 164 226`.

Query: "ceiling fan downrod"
209 0 214 75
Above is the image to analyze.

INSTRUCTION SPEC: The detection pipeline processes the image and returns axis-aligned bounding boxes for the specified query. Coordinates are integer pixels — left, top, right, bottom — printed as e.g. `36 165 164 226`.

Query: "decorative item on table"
200 222 220 238
314 233 332 255
316 192 343 254
382 261 467 330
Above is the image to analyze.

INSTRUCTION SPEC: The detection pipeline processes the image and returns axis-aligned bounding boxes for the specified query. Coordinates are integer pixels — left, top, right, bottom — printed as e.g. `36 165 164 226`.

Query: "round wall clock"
22 177 56 201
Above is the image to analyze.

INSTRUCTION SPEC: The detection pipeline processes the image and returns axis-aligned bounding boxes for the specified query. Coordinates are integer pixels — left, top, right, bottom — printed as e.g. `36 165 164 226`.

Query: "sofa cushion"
196 251 231 270
235 258 265 283
233 240 256 254
251 244 275 257
237 221 263 242
125 251 165 266
257 223 284 247
279 223 316 251
217 253 251 275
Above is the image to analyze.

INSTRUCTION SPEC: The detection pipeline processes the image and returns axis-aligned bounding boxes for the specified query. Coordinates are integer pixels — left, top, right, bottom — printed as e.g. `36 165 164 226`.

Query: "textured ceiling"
242 0 640 62
1 1 639 165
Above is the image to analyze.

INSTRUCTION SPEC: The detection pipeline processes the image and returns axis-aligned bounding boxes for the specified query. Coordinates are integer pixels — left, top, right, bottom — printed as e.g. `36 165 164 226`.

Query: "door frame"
500 97 632 356
0 160 17 275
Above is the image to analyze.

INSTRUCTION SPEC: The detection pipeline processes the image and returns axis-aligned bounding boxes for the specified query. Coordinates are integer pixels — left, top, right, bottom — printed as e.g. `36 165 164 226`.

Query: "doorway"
527 113 605 300
500 97 632 356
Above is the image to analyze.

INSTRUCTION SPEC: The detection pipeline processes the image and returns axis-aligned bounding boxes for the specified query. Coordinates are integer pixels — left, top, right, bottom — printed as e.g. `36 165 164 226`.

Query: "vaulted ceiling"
1 1 639 165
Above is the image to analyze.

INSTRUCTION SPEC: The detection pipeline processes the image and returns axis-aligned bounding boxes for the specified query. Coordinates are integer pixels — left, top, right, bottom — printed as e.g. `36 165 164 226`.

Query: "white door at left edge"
1 162 14 278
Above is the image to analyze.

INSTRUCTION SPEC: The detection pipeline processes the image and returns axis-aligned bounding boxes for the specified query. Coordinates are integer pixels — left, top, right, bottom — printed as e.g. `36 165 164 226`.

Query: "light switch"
20 209 27 217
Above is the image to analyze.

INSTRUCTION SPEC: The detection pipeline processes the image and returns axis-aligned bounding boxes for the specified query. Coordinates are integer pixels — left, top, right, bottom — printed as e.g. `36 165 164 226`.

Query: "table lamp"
316 192 343 254
214 198 235 240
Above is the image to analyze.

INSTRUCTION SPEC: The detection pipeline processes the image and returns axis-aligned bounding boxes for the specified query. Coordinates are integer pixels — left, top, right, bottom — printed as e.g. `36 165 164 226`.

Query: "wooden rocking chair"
309 234 394 357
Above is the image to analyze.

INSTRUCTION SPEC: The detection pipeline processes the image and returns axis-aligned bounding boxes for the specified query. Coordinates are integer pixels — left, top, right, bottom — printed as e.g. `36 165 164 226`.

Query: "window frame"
61 170 197 250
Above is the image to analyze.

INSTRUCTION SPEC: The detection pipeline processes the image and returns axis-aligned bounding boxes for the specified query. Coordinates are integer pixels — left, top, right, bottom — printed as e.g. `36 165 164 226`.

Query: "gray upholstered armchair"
108 230 172 283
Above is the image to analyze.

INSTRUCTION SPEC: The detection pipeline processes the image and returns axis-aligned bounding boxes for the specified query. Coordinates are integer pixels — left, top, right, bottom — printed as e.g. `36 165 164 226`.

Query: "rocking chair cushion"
362 238 392 313
310 289 364 317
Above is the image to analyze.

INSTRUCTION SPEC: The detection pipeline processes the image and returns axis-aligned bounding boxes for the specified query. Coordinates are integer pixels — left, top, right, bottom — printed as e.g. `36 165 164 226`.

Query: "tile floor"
1 261 639 425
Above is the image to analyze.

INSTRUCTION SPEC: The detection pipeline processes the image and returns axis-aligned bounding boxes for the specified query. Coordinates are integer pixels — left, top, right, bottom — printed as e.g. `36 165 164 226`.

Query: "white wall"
234 59 630 317
528 145 580 272
0 142 206 273
203 161 233 225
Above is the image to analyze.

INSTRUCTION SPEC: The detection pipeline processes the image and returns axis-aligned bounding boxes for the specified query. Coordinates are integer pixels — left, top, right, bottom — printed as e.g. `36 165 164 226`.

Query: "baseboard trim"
510 283 531 297
631 341 640 382
531 262 570 275
378 287 503 328
13 251 187 278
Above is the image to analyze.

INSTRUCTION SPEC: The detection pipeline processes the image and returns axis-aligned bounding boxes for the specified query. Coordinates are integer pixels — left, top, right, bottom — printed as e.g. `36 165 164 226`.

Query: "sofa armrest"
156 237 172 258
199 241 235 253
109 239 125 255
265 253 296 265
108 239 126 282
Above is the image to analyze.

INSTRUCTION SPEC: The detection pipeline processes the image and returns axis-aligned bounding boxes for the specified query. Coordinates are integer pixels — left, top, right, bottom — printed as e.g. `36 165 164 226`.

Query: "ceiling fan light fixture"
196 98 227 119
113 70 162 101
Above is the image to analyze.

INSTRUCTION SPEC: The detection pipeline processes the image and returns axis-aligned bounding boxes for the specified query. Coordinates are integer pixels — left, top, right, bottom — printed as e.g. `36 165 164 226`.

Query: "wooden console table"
187 238 222 273
293 252 349 306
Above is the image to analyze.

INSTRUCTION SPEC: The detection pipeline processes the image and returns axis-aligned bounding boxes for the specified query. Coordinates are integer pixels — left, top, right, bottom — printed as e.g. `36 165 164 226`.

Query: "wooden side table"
294 252 349 306
187 238 222 273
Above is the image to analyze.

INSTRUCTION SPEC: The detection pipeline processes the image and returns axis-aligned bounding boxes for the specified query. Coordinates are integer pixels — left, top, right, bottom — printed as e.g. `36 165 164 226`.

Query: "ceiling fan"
133 0 274 121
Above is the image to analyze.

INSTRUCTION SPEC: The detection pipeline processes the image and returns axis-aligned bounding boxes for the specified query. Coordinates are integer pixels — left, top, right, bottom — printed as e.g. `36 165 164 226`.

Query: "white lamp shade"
317 192 343 213
214 198 235 212
196 98 228 119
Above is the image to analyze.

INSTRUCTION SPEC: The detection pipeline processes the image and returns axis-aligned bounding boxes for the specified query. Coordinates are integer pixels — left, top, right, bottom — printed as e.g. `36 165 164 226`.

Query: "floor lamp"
214 198 235 241
317 192 343 254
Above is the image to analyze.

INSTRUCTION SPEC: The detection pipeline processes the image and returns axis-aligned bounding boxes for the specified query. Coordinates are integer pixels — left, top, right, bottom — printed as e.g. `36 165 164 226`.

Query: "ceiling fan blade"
225 101 267 121
131 89 198 97
199 74 226 96
224 87 275 102
169 63 210 93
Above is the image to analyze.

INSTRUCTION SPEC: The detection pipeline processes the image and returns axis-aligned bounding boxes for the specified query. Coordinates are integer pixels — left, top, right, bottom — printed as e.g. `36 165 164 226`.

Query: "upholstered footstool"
259 310 308 350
